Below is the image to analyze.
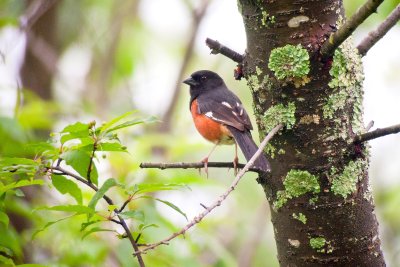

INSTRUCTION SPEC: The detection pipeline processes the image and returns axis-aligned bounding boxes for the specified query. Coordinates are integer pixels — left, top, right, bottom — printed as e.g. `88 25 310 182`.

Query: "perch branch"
357 4 400 56
50 165 145 267
140 161 265 174
206 38 244 63
134 123 283 256
354 123 400 143
320 0 385 58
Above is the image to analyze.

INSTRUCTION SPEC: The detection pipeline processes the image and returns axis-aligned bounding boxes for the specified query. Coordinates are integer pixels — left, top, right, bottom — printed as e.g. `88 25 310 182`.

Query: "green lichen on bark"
263 102 296 158
268 44 310 83
264 102 296 132
273 170 320 210
330 159 365 198
310 237 326 250
323 17 365 141
309 236 333 253
261 10 275 27
247 72 272 94
292 213 307 224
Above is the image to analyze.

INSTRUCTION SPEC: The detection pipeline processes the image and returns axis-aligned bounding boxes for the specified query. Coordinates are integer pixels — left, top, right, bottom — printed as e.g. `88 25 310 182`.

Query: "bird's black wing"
196 87 253 132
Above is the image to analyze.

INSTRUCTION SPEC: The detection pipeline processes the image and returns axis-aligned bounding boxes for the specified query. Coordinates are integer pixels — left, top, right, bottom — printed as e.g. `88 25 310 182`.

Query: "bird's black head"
183 70 225 96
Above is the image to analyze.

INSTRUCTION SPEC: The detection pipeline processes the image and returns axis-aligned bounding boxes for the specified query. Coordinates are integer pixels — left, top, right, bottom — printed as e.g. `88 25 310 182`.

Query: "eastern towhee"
183 70 271 173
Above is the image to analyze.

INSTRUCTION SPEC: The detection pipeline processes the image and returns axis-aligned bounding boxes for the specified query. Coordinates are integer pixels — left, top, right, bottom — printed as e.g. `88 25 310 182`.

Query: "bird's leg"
233 142 239 175
202 141 219 177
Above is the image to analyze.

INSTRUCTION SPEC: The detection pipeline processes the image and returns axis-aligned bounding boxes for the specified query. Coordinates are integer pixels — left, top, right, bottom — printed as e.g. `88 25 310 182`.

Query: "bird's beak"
183 77 199 87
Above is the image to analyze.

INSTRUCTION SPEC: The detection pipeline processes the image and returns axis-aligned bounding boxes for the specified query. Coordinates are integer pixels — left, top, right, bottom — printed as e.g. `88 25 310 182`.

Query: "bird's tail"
227 126 271 172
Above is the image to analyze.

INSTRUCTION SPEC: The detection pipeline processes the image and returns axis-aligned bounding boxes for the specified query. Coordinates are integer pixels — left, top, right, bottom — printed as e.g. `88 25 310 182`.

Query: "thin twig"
134 123 283 255
205 38 244 63
354 123 400 143
365 120 374 132
20 0 58 31
357 4 400 56
119 196 133 212
87 142 97 184
50 165 146 267
158 0 211 132
140 161 265 174
320 0 385 58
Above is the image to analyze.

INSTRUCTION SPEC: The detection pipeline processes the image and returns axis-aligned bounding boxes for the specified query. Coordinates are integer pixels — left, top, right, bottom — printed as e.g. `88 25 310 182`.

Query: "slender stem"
158 0 211 132
354 123 400 143
320 0 385 58
20 0 58 30
117 214 146 267
357 4 400 56
87 139 97 184
119 196 133 212
140 161 266 174
50 165 145 267
134 123 283 255
205 38 244 63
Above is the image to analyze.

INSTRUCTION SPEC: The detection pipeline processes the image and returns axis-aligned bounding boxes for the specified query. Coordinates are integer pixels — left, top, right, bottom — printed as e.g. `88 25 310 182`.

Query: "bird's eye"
201 76 207 81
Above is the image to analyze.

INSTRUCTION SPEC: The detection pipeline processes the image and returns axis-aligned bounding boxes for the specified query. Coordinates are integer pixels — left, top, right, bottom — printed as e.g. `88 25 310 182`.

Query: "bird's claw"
201 157 209 178
233 156 239 176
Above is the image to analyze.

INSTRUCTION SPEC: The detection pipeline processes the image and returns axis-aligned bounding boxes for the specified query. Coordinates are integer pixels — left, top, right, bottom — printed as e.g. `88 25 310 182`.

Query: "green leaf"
77 142 127 152
97 142 127 152
82 227 117 240
133 183 188 194
0 180 44 195
88 178 118 210
61 150 98 185
26 142 58 158
138 223 158 232
141 196 187 220
0 255 14 265
0 211 9 227
99 111 137 133
0 157 38 166
107 204 118 211
52 175 83 204
60 122 91 145
14 189 25 197
80 219 102 232
105 116 158 133
61 121 90 134
0 116 27 143
36 205 94 215
32 215 75 239
118 210 145 221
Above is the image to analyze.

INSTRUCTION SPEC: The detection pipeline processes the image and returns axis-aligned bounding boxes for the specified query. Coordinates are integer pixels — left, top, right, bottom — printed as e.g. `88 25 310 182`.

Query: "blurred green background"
0 0 399 266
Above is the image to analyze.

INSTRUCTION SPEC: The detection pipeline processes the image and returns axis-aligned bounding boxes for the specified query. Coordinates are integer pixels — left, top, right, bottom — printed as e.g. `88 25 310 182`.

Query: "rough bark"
237 0 385 266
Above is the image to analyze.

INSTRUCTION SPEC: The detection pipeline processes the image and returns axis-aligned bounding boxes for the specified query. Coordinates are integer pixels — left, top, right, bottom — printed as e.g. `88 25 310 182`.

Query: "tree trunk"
238 0 385 266
20 0 60 100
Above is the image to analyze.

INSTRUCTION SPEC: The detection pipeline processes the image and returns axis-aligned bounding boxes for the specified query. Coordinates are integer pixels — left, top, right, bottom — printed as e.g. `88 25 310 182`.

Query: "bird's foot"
201 157 209 177
233 156 239 176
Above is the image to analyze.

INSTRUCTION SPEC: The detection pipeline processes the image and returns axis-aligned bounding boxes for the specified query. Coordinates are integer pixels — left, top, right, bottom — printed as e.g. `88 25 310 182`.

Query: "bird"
183 70 271 174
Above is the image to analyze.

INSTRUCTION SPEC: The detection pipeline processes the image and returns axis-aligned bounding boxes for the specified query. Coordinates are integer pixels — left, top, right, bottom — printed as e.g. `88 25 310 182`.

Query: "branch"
50 165 146 267
320 0 385 58
357 4 400 56
140 161 265 174
20 0 58 31
87 142 97 184
158 0 211 132
354 123 400 143
205 38 244 63
134 123 283 255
